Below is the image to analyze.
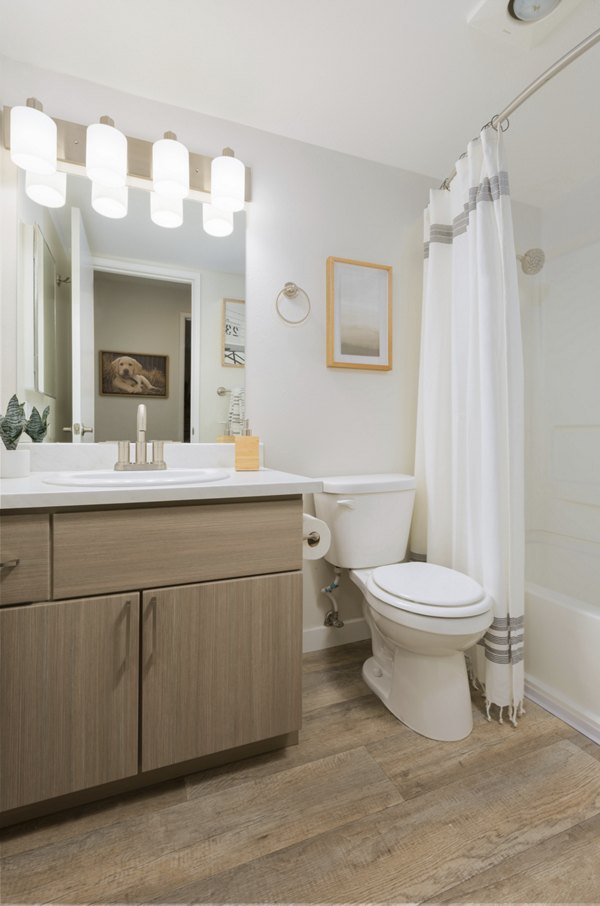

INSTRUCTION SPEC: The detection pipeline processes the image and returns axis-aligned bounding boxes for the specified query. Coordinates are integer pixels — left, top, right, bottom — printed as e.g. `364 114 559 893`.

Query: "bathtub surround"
521 176 600 740
414 127 525 723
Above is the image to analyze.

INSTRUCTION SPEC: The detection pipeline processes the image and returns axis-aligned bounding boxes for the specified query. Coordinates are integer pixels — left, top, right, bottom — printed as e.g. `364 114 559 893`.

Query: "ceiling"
1 0 599 207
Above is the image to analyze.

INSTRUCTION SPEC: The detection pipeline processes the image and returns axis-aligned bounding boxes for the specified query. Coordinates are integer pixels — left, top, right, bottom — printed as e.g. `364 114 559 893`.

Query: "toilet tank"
313 474 416 569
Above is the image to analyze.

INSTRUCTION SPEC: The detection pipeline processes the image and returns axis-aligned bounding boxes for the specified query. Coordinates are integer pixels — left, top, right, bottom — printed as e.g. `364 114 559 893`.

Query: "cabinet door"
141 573 302 772
0 594 139 812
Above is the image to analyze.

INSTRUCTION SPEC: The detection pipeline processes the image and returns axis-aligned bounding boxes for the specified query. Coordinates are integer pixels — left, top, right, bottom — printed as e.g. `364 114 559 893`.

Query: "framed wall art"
326 257 392 371
222 298 246 367
100 351 168 397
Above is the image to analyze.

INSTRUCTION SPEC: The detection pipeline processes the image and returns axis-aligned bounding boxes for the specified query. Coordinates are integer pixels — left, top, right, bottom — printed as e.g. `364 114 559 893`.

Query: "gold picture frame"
326 257 392 371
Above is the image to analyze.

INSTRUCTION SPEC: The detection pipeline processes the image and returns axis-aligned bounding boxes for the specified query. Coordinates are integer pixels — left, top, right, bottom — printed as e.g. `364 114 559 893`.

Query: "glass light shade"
202 203 234 237
150 192 183 229
152 136 189 199
508 0 562 21
91 182 128 219
25 170 66 208
211 152 245 212
86 122 127 187
10 105 57 174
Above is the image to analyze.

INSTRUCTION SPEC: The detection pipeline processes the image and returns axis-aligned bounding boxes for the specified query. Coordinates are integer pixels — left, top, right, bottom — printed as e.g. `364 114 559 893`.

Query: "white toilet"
314 474 493 741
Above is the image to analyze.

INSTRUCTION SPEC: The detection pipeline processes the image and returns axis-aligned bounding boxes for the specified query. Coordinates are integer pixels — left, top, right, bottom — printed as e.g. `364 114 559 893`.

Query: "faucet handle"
117 440 130 465
151 440 166 468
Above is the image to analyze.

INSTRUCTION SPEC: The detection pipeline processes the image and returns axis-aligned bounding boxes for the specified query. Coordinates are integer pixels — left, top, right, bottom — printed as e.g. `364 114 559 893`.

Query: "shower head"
518 248 545 275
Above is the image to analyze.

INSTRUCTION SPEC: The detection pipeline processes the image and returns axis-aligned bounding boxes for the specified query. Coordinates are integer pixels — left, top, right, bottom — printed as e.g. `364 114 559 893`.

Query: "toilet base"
362 650 474 742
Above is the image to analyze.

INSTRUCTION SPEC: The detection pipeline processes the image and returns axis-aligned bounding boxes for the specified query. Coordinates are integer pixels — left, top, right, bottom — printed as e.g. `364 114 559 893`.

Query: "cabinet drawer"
0 515 50 606
53 499 302 599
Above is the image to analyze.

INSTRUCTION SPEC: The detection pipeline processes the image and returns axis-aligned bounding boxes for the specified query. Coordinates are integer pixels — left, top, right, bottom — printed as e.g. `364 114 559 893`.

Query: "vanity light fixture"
152 131 189 199
4 103 250 235
86 116 127 188
150 191 183 229
10 98 57 174
202 203 234 237
211 148 245 213
25 169 66 208
91 181 128 219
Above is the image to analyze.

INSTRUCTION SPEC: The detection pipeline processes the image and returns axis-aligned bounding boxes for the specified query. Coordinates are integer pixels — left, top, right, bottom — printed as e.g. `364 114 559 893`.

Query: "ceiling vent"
468 0 586 47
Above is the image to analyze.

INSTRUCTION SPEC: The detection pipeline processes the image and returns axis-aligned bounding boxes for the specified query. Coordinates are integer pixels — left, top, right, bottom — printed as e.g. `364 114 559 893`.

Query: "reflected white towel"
227 388 245 436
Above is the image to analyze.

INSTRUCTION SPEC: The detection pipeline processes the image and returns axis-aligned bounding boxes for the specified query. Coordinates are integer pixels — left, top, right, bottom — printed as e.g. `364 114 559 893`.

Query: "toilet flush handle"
336 498 355 509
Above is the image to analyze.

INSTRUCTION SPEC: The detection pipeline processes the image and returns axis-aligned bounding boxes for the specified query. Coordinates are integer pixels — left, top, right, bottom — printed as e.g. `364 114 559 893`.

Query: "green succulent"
25 405 50 443
0 395 27 450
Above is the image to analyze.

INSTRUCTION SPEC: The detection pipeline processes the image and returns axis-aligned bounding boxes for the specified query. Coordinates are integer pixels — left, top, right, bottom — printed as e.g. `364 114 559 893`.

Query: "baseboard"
302 617 370 653
525 675 600 745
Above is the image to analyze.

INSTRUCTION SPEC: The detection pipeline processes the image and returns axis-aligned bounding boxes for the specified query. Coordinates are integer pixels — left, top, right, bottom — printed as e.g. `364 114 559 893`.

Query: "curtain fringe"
466 654 525 727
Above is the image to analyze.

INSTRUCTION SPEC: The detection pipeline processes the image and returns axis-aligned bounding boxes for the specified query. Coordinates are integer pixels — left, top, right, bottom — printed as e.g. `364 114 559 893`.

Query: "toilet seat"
368 562 492 618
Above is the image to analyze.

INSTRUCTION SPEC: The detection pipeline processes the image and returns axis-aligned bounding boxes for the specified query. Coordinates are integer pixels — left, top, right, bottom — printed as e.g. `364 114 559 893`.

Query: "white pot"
0 447 31 479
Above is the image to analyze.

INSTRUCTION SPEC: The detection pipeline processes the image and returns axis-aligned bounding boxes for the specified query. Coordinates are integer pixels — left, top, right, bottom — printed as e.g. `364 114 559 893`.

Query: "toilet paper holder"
304 530 321 548
302 513 331 561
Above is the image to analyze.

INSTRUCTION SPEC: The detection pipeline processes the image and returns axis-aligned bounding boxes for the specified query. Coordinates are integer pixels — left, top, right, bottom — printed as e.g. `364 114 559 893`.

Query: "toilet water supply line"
321 567 344 628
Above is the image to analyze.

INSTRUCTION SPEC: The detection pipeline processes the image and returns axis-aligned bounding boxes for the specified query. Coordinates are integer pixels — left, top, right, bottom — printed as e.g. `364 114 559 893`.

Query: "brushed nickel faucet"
114 404 167 471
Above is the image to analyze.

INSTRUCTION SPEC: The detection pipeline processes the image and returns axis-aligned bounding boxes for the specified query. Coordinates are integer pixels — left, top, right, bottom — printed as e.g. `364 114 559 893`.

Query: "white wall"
0 57 436 646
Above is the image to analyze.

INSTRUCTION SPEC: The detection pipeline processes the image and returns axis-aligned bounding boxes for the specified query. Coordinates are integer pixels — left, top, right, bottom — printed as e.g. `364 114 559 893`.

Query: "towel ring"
275 282 311 325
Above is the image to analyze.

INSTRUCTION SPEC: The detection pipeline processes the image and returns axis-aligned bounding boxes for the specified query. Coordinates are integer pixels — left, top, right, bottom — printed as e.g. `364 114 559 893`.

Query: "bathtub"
525 533 600 743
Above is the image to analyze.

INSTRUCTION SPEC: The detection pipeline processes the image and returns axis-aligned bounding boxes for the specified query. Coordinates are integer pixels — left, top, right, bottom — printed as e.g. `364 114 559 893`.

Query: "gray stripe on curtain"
424 171 511 257
477 610 525 665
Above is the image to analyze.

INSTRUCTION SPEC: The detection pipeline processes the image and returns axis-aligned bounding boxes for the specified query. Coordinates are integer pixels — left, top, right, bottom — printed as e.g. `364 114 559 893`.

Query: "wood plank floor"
1 639 599 904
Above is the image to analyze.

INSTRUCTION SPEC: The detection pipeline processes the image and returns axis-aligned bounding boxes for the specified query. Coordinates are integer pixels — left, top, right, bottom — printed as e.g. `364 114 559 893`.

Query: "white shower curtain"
414 126 525 724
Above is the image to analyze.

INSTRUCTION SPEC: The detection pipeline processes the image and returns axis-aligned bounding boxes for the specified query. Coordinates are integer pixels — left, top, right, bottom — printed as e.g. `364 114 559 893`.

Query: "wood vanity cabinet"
141 573 302 771
0 593 139 812
0 498 303 823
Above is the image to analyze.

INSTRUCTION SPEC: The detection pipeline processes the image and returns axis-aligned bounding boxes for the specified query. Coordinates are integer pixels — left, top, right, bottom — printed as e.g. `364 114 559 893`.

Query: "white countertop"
0 444 322 510
0 468 322 510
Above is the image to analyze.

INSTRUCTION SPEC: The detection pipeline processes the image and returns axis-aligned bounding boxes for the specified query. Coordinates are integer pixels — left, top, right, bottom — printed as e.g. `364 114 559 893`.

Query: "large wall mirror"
17 170 245 443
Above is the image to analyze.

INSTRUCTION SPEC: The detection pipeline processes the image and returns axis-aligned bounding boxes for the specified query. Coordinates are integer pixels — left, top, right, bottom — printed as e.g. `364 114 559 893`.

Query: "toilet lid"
372 562 485 608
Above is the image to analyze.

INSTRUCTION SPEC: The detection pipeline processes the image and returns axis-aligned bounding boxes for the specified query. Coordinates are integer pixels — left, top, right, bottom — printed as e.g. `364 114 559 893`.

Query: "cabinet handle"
116 599 132 680
0 559 20 569
143 597 157 673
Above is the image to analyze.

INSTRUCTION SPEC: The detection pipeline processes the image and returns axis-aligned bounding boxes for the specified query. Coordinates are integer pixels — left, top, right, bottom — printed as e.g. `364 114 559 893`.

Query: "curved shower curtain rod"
440 26 600 190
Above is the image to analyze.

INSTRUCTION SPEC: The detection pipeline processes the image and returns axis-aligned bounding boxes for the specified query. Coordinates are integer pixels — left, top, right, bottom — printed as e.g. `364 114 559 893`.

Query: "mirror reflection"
18 171 245 442
33 227 58 398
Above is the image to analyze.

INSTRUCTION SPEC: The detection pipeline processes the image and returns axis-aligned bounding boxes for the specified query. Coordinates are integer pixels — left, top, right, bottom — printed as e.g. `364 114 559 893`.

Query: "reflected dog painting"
100 351 168 397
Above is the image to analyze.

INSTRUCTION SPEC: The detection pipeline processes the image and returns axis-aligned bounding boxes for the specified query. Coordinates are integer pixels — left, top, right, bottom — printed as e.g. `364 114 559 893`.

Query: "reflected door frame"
91 258 201 442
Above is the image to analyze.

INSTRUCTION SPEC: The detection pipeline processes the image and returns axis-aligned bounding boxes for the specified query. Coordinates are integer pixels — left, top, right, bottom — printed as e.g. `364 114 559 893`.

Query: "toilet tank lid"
319 473 416 494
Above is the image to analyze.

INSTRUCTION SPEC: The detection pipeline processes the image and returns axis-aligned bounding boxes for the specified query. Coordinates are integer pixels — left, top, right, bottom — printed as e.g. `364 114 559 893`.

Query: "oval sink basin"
42 468 230 488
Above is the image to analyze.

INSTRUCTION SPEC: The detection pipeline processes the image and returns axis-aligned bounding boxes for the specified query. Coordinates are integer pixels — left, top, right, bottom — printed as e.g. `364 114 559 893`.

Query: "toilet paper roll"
302 513 331 560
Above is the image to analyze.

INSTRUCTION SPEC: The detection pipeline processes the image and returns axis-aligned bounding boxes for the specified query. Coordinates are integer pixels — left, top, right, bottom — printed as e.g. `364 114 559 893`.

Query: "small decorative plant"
25 405 50 443
0 395 27 450
0 397 51 450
